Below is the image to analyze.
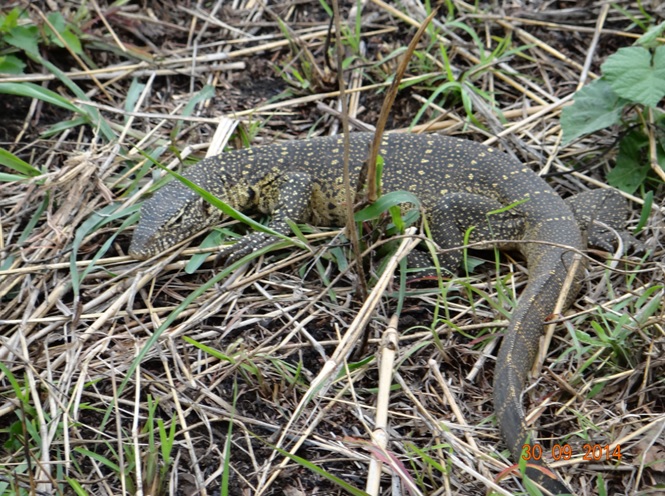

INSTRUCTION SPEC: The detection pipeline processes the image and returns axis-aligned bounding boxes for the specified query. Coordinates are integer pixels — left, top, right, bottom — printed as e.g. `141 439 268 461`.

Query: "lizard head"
128 181 221 260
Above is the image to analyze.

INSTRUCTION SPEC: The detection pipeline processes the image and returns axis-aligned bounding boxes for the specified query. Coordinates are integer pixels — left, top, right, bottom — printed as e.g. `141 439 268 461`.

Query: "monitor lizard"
129 132 640 495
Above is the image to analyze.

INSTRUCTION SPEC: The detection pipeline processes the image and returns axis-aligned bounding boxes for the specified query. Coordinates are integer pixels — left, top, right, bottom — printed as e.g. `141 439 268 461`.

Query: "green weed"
0 7 115 139
0 7 82 74
561 22 665 192
141 396 177 495
0 363 52 495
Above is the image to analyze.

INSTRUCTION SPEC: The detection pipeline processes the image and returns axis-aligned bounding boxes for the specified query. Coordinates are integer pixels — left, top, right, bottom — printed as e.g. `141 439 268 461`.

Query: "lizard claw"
587 222 646 255
215 232 277 267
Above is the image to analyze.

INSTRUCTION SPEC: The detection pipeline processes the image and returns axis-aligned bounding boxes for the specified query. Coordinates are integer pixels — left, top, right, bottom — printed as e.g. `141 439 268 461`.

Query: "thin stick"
365 8 438 202
366 314 399 495
332 0 367 300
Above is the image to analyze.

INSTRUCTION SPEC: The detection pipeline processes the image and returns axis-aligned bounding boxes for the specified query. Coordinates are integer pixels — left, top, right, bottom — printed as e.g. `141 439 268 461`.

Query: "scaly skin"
130 133 636 495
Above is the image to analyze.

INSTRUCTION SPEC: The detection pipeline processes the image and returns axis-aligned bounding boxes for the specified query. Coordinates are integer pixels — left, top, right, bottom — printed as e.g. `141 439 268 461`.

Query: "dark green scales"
130 133 637 495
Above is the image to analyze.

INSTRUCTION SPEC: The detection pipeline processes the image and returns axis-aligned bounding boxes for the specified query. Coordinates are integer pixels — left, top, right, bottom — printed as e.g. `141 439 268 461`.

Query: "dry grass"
1 1 664 495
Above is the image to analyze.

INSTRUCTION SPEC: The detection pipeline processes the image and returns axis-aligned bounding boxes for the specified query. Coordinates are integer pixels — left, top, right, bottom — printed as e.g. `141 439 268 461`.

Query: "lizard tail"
493 248 577 495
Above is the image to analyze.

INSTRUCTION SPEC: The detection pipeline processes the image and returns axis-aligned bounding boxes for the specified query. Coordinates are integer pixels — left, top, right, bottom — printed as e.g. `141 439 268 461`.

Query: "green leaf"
28 56 116 141
0 82 83 114
270 445 370 496
44 12 83 53
0 362 26 402
385 208 419 236
606 131 651 193
60 29 82 54
388 205 405 232
317 0 333 17
171 85 215 138
635 190 653 233
410 80 462 130
66 477 90 496
636 21 665 48
355 190 421 222
182 336 261 376
124 79 146 115
45 12 67 39
40 116 90 137
596 473 608 496
73 447 121 472
0 51 115 139
601 46 665 108
184 229 224 274
5 25 39 56
0 172 28 181
374 154 384 195
561 79 626 144
0 147 41 176
70 205 139 295
0 8 21 33
0 55 25 74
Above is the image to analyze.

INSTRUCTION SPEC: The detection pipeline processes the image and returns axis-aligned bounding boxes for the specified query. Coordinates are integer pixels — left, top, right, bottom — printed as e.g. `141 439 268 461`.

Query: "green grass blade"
0 147 41 176
66 477 90 496
74 447 121 472
270 445 370 496
0 81 83 113
354 190 421 221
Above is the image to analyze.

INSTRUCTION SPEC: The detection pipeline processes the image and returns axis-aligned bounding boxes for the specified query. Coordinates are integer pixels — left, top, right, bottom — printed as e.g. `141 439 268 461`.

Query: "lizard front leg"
218 171 314 266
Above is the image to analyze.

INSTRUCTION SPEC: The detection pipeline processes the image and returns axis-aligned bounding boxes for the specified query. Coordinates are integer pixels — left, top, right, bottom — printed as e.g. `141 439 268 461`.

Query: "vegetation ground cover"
0 1 663 495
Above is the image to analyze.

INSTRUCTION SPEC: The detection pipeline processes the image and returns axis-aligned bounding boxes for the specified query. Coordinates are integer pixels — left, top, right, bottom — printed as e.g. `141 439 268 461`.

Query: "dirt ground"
0 1 664 495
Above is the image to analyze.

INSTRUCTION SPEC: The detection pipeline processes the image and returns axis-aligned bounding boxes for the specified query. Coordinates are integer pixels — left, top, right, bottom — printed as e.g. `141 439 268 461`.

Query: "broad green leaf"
596 473 608 496
355 190 421 221
635 191 653 233
60 29 82 54
124 80 146 115
636 21 665 48
46 12 67 32
171 85 216 138
385 208 419 236
0 362 25 402
389 205 405 232
0 54 25 74
606 131 651 193
410 80 462 130
70 205 139 295
4 25 39 56
45 11 84 54
561 79 626 144
181 85 215 116
602 46 665 108
73 448 121 472
31 57 115 138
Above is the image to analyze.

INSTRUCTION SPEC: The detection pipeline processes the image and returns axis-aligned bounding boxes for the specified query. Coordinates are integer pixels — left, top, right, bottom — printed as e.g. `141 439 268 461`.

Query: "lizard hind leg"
408 192 527 275
566 189 644 253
